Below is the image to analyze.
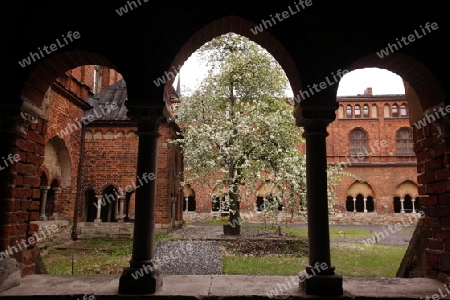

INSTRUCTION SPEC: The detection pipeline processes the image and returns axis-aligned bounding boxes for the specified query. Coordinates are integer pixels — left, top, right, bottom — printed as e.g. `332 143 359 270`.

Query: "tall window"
371 104 378 118
338 105 344 119
350 129 368 155
392 104 399 117
354 105 361 118
384 104 390 118
93 65 103 94
396 128 414 155
346 105 352 118
401 103 408 117
363 104 369 118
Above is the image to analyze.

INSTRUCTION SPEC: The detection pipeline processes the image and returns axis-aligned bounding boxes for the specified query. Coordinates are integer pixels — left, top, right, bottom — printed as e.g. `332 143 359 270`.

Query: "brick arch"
40 168 50 187
163 15 302 103
100 183 121 195
349 127 369 139
21 49 122 109
346 53 445 116
347 181 374 198
79 185 99 195
394 180 419 199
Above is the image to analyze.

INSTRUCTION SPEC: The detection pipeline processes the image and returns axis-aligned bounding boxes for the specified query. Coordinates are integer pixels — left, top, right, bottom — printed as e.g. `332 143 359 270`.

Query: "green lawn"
43 233 170 275
282 227 375 239
222 242 407 277
42 229 407 277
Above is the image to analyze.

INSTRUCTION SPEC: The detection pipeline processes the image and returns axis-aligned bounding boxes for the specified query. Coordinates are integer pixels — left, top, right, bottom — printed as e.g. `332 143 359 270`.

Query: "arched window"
401 103 408 117
355 194 364 212
346 196 354 212
384 104 390 118
371 104 378 118
338 105 344 119
350 129 368 155
396 128 414 155
392 104 399 117
354 104 361 118
363 104 369 118
346 105 352 118
366 196 375 212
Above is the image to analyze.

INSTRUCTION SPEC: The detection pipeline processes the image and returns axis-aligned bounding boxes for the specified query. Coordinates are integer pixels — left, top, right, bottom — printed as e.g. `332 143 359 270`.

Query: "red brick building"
328 87 420 214
37 65 184 240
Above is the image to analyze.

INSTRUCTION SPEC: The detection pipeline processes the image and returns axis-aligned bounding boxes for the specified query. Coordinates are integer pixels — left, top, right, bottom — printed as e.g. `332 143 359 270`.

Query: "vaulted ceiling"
4 1 449 113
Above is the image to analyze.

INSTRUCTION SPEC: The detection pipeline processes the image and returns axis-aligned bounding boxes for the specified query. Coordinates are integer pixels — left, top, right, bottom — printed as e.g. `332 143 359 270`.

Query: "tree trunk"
224 189 240 235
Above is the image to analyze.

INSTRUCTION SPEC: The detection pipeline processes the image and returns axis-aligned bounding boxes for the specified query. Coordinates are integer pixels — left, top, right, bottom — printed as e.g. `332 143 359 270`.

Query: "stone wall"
183 211 423 226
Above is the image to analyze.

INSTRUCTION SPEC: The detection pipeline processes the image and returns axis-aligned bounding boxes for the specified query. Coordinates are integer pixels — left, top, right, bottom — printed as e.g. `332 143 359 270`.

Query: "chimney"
364 87 372 95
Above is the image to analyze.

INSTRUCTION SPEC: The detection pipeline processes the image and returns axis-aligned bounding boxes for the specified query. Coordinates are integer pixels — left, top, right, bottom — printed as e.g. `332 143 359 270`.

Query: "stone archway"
346 181 375 213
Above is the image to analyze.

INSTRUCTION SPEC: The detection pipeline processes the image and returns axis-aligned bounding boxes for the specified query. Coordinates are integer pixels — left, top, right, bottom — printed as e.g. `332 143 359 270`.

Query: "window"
396 128 414 155
392 104 399 117
93 65 103 94
384 104 390 118
338 105 344 119
346 105 352 118
371 104 378 118
401 104 408 117
354 105 361 118
363 104 369 118
350 129 368 155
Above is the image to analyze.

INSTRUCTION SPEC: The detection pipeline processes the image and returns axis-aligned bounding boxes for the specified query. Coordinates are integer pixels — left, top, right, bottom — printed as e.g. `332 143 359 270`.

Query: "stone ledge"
0 274 447 299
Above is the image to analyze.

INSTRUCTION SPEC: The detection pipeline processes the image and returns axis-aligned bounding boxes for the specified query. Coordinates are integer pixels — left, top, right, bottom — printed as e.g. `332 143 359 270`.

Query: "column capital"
295 103 337 136
126 104 166 133
0 109 39 136
52 187 62 194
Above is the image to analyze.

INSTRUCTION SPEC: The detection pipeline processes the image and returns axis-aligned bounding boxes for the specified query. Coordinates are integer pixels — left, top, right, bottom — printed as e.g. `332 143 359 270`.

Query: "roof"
85 79 129 121
84 79 182 123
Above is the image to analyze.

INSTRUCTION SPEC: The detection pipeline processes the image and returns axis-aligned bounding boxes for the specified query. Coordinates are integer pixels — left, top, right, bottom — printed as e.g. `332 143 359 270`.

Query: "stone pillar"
363 197 367 213
412 199 416 213
94 195 102 223
400 198 405 213
185 196 189 212
296 103 343 296
119 105 164 294
353 197 357 212
118 196 125 222
39 186 50 220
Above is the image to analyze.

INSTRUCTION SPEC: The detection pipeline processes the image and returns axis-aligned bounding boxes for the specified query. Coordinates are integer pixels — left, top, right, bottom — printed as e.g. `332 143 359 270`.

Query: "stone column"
94 195 102 223
363 197 368 213
118 196 125 222
296 104 343 296
400 198 405 213
39 186 50 220
353 197 357 212
119 105 164 294
185 196 189 212
412 199 416 213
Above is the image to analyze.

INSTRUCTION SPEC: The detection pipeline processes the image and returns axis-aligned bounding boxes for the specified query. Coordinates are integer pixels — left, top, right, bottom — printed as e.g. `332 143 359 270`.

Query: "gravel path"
154 240 222 275
158 222 415 275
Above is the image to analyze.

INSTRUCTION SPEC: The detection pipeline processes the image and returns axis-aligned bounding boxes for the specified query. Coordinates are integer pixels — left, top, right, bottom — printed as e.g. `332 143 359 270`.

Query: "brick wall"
44 85 86 220
415 116 450 281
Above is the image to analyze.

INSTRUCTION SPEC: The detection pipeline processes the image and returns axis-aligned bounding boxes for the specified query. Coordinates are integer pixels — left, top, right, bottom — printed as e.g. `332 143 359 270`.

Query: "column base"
300 273 343 296
39 215 47 221
118 262 163 295
94 218 102 223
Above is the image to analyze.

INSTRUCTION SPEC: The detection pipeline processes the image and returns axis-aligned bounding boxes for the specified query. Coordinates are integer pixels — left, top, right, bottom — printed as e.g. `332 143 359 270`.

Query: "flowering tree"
173 33 344 234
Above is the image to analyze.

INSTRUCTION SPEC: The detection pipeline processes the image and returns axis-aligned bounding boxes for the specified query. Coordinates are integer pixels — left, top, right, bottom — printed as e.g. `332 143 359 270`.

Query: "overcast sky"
175 52 405 97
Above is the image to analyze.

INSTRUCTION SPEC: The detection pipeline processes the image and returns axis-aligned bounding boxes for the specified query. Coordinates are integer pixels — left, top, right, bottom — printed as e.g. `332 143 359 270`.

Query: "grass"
42 232 170 275
42 227 407 278
282 227 375 239
222 242 407 277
